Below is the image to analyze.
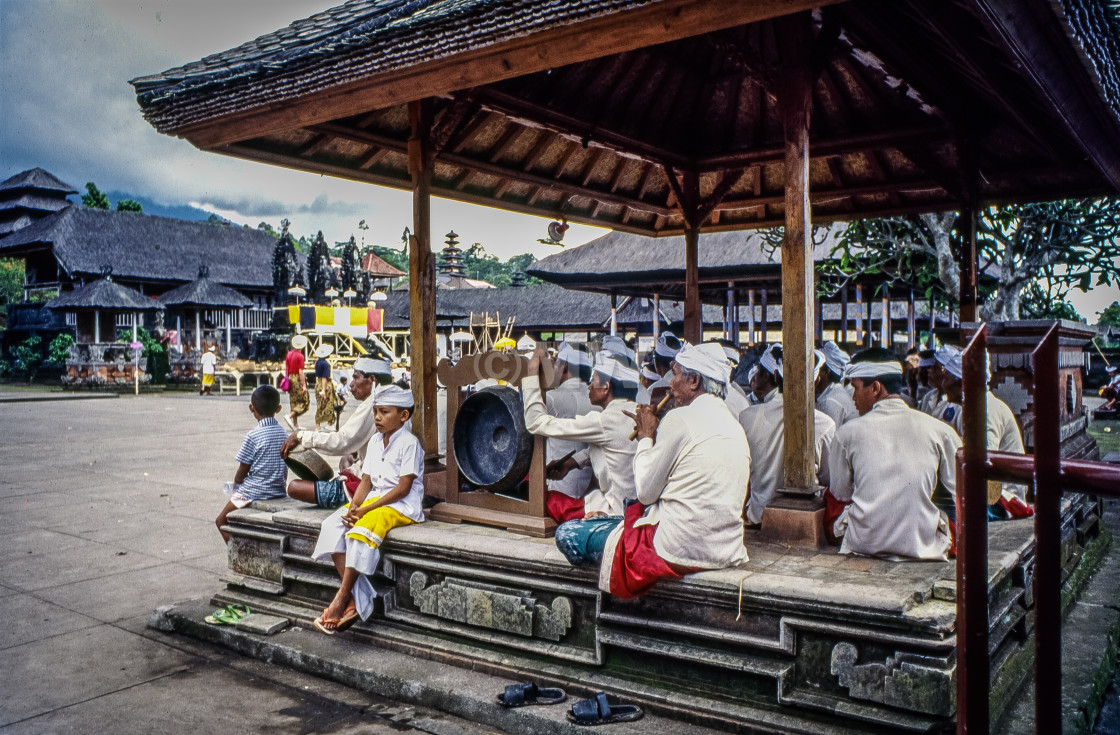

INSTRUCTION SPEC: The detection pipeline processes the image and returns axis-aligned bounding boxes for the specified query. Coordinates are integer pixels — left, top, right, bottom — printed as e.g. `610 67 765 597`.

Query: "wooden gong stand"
427 351 556 537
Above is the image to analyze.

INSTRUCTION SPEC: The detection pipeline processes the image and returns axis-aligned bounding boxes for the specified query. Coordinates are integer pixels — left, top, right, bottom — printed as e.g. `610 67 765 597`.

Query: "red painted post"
956 325 990 734
1033 324 1062 732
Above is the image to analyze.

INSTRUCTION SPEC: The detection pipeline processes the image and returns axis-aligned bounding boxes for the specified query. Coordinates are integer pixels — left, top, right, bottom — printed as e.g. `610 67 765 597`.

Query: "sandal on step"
567 692 643 726
204 608 240 626
497 682 567 707
225 604 251 620
334 605 360 633
313 607 341 635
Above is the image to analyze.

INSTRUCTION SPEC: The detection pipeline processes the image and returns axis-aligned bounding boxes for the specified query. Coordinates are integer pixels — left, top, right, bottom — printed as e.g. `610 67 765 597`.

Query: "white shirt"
918 386 943 416
817 381 858 429
738 394 835 524
543 377 598 498
200 351 217 375
829 398 961 560
522 375 637 515
724 382 751 423
360 427 426 523
298 394 378 465
601 393 750 583
949 391 1026 501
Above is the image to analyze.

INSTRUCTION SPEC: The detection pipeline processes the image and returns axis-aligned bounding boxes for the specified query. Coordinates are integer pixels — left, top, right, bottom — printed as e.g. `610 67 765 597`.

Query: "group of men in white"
274 332 1028 603
521 331 1030 596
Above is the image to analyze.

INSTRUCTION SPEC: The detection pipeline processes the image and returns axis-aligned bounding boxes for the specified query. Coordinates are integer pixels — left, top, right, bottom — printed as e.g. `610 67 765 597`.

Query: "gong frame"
430 351 556 537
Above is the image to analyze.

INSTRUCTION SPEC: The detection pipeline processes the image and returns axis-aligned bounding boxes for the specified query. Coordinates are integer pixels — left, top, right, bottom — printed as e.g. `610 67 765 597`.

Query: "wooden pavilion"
158 265 253 354
131 0 1120 499
132 2 1120 729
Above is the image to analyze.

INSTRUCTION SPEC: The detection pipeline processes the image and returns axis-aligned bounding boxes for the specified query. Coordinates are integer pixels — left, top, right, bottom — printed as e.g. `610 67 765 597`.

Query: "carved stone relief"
408 572 572 641
830 642 955 716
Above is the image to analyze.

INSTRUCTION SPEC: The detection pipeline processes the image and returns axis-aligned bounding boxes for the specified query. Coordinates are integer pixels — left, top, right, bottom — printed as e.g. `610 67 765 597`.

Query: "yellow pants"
344 501 414 548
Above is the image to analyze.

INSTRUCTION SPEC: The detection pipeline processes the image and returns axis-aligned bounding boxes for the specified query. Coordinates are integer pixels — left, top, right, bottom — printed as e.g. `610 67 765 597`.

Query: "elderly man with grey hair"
553 342 751 599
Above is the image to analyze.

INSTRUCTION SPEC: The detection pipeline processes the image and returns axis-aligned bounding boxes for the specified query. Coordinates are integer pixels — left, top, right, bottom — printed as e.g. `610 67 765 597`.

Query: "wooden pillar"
958 135 980 327
814 298 823 344
854 285 863 347
226 311 232 353
684 223 701 344
908 289 917 348
610 292 618 336
195 310 202 351
652 294 660 339
732 286 741 346
777 14 815 492
840 284 849 346
408 99 438 458
881 288 890 347
747 290 756 345
94 311 101 343
760 289 768 346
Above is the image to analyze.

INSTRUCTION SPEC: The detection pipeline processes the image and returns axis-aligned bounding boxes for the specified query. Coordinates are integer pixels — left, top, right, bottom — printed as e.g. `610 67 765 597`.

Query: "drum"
285 447 333 482
452 385 534 494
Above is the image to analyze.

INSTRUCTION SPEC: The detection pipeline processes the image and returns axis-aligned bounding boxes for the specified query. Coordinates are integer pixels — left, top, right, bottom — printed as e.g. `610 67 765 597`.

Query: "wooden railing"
955 323 1120 734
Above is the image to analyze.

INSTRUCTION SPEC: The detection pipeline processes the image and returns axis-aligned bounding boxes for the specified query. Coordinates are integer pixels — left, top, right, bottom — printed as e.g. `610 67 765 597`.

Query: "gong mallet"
630 393 671 440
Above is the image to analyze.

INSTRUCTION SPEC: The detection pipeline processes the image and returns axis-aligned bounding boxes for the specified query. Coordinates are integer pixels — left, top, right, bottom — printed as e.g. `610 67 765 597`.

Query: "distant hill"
104 191 226 223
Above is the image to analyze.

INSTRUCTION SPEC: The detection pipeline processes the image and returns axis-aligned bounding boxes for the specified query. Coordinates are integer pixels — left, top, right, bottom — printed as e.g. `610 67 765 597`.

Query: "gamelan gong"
452 385 534 496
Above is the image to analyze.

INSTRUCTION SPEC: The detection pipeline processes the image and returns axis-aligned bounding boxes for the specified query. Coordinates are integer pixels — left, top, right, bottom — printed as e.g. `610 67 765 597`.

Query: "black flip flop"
496 682 567 707
567 692 643 726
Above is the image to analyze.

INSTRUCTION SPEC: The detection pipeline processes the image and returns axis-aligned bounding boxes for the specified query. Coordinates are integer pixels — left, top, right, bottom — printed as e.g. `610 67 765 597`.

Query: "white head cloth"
353 357 391 375
772 347 825 378
918 355 936 368
722 345 740 364
675 342 731 385
842 360 904 380
654 332 682 359
934 344 960 368
601 335 637 367
374 385 414 407
557 342 591 368
759 343 782 376
944 349 991 382
640 364 660 382
1109 366 1119 374
594 351 640 385
821 341 850 377
747 365 759 383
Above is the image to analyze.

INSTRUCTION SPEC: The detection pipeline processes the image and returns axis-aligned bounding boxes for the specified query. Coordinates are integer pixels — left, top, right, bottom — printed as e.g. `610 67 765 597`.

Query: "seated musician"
643 332 681 406
827 349 961 560
281 356 393 509
523 347 639 523
557 343 752 598
739 348 836 528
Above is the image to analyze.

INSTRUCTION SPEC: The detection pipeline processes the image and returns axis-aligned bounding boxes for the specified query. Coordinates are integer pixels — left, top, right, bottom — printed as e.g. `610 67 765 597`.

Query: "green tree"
823 198 1120 321
12 335 44 382
0 258 24 304
115 199 143 213
47 333 75 364
81 182 110 209
1099 301 1120 328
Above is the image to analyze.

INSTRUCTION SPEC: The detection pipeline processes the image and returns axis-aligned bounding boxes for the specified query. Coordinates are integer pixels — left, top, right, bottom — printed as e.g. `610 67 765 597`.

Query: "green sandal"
204 608 239 625
225 604 251 620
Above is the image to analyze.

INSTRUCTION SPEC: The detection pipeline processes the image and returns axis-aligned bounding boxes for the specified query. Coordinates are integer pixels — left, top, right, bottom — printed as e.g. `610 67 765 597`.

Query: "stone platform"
167 495 1103 734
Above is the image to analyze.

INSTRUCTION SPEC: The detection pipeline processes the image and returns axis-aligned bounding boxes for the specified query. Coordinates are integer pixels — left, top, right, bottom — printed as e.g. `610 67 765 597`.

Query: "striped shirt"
235 417 289 500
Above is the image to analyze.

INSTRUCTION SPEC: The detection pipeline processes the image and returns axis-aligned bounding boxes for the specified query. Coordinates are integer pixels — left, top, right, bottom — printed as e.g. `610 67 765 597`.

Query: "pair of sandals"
204 604 250 625
497 683 643 726
313 604 360 635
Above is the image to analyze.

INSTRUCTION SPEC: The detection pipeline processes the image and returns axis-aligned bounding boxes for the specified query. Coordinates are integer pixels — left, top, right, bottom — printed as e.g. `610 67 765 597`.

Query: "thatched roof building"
159 267 253 308
45 274 161 312
0 168 76 237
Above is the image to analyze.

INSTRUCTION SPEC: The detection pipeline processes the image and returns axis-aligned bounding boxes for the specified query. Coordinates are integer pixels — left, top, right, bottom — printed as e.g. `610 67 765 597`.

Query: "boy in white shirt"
310 385 424 634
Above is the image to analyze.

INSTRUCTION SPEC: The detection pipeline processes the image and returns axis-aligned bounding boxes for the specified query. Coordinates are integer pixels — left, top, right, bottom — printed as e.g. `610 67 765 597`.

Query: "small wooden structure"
159 266 252 354
431 351 553 537
44 271 162 388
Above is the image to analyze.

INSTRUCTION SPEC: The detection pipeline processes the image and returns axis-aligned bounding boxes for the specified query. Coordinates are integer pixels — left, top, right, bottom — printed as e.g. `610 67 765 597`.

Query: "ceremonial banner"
367 308 383 333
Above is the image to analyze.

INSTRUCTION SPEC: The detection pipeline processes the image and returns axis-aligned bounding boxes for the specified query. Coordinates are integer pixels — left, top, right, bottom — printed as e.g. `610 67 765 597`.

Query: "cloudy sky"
0 0 606 258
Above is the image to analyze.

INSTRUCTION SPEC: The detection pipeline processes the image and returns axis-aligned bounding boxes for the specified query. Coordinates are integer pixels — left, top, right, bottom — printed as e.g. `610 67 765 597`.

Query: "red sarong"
607 503 698 599
822 488 849 546
546 491 585 523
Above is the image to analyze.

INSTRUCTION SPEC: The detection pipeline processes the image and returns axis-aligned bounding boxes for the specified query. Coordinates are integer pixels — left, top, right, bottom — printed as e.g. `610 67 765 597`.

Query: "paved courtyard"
0 390 492 734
